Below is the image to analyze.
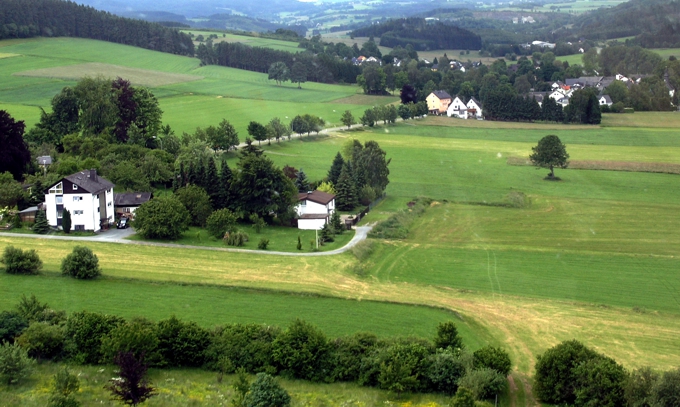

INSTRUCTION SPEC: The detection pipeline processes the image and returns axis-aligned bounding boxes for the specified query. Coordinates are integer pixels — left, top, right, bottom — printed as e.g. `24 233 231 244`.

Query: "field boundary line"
0 226 372 257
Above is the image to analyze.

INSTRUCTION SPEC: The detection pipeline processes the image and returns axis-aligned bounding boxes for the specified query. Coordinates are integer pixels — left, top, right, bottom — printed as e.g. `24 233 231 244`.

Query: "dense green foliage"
60 246 101 280
0 311 28 343
175 185 213 227
0 0 193 55
206 208 237 239
133 196 191 240
0 342 34 385
246 373 291 407
0 110 30 180
351 18 482 51
530 135 570 178
1 246 42 275
47 367 81 407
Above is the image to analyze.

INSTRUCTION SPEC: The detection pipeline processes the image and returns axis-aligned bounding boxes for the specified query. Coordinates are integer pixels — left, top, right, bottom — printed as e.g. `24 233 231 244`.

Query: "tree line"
196 41 361 84
350 18 482 51
0 294 511 403
0 0 194 56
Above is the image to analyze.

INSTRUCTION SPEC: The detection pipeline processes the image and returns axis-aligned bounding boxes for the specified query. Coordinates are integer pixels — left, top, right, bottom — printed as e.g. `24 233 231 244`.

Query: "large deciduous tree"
133 196 190 240
175 185 213 227
268 62 290 86
340 110 355 129
529 135 569 179
247 121 268 146
290 62 307 89
0 110 30 180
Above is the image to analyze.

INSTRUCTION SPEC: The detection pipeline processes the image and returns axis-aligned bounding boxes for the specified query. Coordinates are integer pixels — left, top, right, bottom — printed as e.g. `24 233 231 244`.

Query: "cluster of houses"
426 90 484 119
22 167 338 233
351 55 381 66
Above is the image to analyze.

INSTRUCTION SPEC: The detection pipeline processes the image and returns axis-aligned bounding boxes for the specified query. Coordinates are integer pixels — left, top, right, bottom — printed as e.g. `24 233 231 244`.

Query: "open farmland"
0 37 395 135
183 30 303 53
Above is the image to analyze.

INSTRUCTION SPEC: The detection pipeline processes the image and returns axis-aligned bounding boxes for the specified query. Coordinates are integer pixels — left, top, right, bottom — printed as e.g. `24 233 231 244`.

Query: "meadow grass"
125 225 356 253
0 37 387 133
183 30 303 53
0 362 458 407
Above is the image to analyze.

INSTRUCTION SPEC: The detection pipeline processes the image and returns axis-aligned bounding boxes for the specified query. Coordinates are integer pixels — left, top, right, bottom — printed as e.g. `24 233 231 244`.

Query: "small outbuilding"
114 192 153 219
296 190 336 230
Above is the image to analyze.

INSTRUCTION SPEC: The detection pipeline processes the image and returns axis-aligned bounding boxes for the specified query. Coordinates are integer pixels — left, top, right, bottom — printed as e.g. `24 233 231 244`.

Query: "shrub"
257 238 269 250
457 368 507 400
0 311 28 343
61 246 101 279
64 311 124 364
100 317 160 365
534 340 602 405
572 356 627 407
15 294 66 325
48 367 81 407
369 197 432 239
175 185 213 226
425 350 467 394
205 323 281 374
652 368 680 407
232 367 250 407
246 373 291 407
351 240 375 262
272 319 331 382
296 235 302 250
0 342 35 385
250 214 266 233
1 245 42 275
156 316 210 368
451 387 476 407
16 322 65 360
434 321 464 351
473 346 512 376
134 196 191 240
505 191 530 208
206 208 237 239
224 230 249 246
625 367 659 407
328 332 379 382
377 341 432 395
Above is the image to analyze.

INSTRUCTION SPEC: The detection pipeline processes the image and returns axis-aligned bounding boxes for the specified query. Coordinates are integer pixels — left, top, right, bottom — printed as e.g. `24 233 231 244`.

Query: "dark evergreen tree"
327 152 345 186
335 163 358 211
217 159 234 210
320 222 335 243
106 352 156 406
204 158 220 205
295 169 310 193
33 211 49 235
240 138 264 157
330 211 344 234
62 209 72 234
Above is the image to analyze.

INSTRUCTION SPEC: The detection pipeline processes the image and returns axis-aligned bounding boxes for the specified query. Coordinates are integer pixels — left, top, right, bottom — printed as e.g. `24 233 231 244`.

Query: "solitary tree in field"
530 135 569 179
290 62 307 89
268 62 289 86
341 110 355 129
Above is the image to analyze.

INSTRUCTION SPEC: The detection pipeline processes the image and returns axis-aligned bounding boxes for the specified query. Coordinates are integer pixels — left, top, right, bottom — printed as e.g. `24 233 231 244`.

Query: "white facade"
296 199 334 218
599 96 613 107
549 90 565 101
296 191 336 230
447 97 468 118
45 172 115 232
466 99 483 119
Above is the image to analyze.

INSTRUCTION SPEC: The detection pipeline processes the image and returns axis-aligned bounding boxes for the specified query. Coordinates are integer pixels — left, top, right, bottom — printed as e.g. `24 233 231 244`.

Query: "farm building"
114 192 153 219
44 169 115 231
296 190 336 230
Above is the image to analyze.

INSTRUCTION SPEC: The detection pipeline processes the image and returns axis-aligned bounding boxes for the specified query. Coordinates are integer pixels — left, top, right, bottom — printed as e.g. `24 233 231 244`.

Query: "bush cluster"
369 197 432 239
1 246 42 275
0 295 512 401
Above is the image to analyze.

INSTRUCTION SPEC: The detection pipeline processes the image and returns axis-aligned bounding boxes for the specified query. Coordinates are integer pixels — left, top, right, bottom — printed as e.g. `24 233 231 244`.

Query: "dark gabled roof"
468 97 482 107
61 170 114 194
432 90 452 100
298 190 335 205
600 95 613 104
114 192 153 207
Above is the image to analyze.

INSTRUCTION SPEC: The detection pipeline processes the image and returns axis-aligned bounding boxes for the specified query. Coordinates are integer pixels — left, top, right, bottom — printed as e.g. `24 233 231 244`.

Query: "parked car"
117 217 129 229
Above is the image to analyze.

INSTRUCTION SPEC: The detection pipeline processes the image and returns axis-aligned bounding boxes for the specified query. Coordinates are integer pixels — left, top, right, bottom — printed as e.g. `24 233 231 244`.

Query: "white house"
296 190 336 230
447 96 468 119
599 95 613 107
466 97 483 119
549 90 565 101
114 192 152 219
45 169 114 232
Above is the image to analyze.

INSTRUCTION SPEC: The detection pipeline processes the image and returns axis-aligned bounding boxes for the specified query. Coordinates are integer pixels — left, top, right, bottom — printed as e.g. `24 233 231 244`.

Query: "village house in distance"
296 190 336 230
44 169 115 232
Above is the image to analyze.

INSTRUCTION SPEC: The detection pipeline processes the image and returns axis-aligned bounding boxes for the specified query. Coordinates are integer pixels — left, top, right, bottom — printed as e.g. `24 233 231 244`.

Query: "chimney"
89 169 97 182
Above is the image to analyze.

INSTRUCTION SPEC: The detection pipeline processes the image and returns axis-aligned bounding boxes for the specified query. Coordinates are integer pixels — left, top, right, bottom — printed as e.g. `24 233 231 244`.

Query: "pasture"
0 37 389 135
183 30 302 53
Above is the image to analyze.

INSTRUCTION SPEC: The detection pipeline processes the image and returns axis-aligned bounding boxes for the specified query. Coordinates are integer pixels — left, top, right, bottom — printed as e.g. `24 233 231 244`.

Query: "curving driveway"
0 225 372 257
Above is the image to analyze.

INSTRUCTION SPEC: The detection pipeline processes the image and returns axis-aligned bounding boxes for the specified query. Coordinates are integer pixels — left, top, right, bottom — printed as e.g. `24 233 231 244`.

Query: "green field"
0 37 394 135
183 30 303 53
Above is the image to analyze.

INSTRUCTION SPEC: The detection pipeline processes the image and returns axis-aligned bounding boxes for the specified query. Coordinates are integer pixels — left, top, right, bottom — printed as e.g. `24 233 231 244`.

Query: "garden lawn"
125 225 355 253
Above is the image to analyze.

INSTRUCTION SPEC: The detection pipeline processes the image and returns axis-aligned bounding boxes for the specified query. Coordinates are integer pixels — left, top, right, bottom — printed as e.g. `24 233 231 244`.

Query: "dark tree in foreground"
529 135 569 179
32 211 50 235
0 110 30 180
106 352 156 406
400 84 418 104
62 209 72 234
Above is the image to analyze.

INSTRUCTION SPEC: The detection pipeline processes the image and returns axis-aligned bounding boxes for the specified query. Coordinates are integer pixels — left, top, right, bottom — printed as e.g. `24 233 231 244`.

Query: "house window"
75 225 85 231
73 196 82 201
107 202 112 207
56 196 63 204
97 207 100 213
73 184 78 191
301 200 306 207
49 182 63 194
74 210 83 215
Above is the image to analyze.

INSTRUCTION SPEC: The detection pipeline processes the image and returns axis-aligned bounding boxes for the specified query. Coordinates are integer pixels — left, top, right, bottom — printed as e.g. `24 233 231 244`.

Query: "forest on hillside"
0 0 194 56
351 18 482 51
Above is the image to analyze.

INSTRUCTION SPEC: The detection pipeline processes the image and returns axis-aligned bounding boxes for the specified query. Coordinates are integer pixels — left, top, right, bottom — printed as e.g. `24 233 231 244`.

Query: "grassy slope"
0 37 394 135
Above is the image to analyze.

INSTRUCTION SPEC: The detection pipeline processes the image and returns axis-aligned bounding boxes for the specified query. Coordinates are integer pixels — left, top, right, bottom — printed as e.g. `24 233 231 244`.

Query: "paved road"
0 225 372 257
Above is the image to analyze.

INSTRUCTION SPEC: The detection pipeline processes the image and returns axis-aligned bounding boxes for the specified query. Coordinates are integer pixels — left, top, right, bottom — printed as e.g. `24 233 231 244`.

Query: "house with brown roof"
296 190 336 230
114 192 153 219
44 169 114 231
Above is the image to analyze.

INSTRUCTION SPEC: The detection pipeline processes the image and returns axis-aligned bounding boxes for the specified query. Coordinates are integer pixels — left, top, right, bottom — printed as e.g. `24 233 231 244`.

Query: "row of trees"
0 295 510 402
0 0 194 55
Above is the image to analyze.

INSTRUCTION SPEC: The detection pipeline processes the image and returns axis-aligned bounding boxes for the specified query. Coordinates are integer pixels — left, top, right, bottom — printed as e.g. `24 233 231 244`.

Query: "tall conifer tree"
335 162 358 211
217 159 234 210
327 152 344 186
204 158 220 205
